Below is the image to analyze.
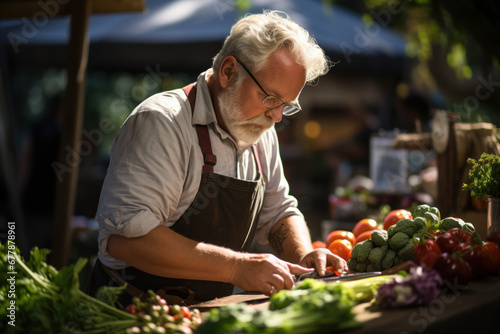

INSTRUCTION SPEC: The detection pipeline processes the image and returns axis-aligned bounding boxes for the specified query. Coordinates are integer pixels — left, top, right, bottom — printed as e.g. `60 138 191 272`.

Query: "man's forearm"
107 225 241 283
268 215 313 263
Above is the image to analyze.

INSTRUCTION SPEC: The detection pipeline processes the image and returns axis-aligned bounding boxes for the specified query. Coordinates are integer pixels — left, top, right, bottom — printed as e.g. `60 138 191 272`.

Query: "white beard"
218 79 275 149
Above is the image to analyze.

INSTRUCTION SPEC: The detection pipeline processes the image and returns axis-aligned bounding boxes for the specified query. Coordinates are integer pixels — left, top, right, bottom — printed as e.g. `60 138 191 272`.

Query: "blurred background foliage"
334 0 500 123
2 0 499 258
14 0 500 142
13 67 196 156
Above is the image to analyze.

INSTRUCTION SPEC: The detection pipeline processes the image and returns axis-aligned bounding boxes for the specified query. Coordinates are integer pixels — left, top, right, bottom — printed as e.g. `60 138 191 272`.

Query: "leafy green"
198 276 396 334
198 278 362 334
0 243 137 334
463 153 500 199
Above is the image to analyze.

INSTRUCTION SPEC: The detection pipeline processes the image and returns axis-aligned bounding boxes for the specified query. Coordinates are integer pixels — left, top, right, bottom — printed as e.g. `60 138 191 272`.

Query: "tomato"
328 239 353 261
420 252 441 269
452 243 483 277
447 228 474 245
325 230 356 247
436 232 459 254
125 304 138 315
432 253 472 287
180 306 191 319
312 240 326 249
383 209 412 230
486 232 500 248
414 238 441 268
354 230 372 244
352 219 378 238
480 242 500 274
325 265 341 276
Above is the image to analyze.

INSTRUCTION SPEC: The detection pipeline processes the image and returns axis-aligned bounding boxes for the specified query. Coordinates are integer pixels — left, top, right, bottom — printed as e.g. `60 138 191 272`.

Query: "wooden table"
193 274 500 333
350 274 500 334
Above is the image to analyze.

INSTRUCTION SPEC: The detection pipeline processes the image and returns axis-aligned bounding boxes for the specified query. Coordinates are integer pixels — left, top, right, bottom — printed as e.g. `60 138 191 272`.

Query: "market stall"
193 274 500 334
4 202 500 333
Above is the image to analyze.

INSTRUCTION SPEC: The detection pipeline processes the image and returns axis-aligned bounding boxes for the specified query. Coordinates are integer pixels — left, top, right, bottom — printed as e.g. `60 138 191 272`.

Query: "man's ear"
218 56 237 88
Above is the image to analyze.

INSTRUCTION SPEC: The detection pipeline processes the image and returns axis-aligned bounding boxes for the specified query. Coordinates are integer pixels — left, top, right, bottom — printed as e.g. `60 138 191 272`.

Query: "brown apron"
87 84 266 305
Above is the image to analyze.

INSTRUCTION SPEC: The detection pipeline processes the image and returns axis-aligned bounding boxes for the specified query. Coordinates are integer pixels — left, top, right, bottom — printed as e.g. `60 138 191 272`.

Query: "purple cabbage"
375 264 443 308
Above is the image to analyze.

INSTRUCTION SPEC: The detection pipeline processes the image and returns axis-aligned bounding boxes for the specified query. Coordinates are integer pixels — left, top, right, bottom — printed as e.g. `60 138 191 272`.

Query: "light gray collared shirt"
96 70 303 269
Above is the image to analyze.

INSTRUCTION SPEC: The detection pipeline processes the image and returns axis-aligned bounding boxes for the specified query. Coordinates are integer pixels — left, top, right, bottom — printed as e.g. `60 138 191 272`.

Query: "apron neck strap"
183 84 217 173
182 84 264 177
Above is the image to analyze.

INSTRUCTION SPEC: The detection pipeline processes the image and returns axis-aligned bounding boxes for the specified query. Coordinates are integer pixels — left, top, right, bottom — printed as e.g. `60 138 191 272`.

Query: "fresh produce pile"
0 244 201 334
316 204 500 288
197 275 395 334
123 292 202 334
348 205 442 272
374 264 443 309
4 201 500 333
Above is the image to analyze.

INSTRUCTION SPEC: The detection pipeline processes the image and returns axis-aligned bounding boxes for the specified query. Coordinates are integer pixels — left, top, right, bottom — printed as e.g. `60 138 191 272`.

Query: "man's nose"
266 106 284 123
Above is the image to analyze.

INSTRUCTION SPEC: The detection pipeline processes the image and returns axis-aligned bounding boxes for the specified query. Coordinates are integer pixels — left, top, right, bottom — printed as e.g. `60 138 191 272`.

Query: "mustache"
235 113 275 128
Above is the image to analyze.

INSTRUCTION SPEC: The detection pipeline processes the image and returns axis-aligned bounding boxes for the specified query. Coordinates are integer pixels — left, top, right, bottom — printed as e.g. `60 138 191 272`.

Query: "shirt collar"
191 69 232 141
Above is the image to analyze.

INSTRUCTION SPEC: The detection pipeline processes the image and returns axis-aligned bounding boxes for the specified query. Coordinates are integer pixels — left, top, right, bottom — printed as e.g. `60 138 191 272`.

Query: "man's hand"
299 248 348 277
230 253 313 296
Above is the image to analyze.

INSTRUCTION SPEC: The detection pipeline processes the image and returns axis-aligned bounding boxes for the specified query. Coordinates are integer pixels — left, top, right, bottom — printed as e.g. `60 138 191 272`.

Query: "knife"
294 271 382 282
293 260 414 283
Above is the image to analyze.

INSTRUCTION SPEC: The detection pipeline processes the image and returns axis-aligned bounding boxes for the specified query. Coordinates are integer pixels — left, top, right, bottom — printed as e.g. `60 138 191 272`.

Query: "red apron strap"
182 84 217 173
182 84 196 109
196 126 217 173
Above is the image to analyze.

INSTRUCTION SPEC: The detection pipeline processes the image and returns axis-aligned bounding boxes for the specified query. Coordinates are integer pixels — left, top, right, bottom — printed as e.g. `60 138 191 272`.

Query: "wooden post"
436 113 458 217
50 0 92 268
0 61 28 256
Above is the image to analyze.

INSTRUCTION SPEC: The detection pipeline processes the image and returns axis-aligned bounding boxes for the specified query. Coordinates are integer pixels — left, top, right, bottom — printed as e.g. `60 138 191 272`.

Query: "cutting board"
190 261 413 309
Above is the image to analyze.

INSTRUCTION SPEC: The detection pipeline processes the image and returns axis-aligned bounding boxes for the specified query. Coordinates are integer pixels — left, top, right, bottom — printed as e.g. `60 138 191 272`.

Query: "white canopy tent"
2 0 407 73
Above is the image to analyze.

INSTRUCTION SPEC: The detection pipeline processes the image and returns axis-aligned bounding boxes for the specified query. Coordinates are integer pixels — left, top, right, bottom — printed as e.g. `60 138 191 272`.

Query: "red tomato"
436 232 460 254
180 306 191 319
432 253 472 287
325 230 356 248
354 230 373 244
352 219 378 238
312 240 326 249
325 266 341 276
383 209 412 230
480 242 500 274
328 239 353 261
420 252 441 269
414 238 441 268
453 243 483 277
447 228 474 245
125 304 138 315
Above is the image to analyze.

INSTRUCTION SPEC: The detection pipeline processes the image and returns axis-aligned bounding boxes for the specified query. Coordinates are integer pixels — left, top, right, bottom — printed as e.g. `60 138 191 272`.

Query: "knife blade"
294 271 382 282
292 260 414 283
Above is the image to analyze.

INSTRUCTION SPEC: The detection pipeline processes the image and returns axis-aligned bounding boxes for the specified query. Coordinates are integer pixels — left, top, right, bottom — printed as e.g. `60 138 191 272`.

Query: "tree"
334 0 500 123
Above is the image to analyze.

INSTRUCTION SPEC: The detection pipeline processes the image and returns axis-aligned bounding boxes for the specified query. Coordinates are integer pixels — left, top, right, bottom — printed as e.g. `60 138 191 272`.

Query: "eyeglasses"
234 58 302 116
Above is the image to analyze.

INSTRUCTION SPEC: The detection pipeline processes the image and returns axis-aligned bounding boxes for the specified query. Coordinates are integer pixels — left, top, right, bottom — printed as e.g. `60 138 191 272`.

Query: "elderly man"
88 10 346 305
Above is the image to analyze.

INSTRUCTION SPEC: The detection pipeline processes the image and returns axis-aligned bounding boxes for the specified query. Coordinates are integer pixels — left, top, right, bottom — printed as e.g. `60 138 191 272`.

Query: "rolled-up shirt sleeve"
96 100 193 259
254 128 303 244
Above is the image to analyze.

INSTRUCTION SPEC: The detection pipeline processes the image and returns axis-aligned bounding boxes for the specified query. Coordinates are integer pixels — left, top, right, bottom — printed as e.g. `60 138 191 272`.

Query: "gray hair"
212 10 331 84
